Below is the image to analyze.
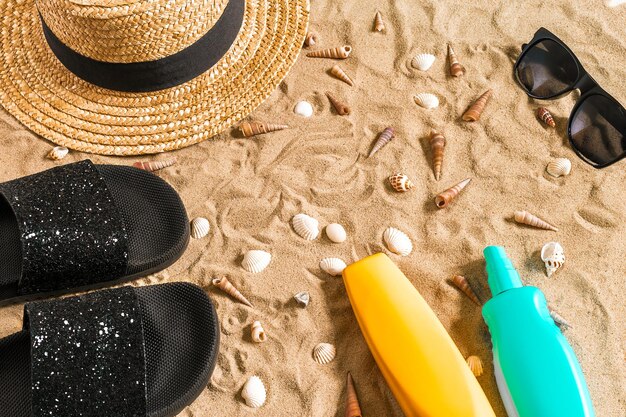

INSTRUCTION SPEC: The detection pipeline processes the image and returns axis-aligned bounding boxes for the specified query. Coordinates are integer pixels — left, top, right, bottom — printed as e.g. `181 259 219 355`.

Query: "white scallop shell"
414 93 439 109
294 100 314 117
294 291 310 307
242 250 272 273
190 217 210 239
411 53 436 71
546 158 572 178
47 146 68 160
313 342 336 364
383 227 413 256
325 223 347 243
319 257 347 276
241 376 266 408
292 213 320 240
541 242 565 277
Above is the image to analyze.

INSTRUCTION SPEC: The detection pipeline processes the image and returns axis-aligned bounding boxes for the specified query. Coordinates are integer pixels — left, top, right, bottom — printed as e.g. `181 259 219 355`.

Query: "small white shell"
546 158 572 178
325 223 347 243
414 93 439 109
241 376 266 408
313 342 336 364
411 53 436 71
541 242 565 277
292 213 320 240
242 250 272 273
190 217 210 239
294 291 310 307
294 100 314 117
319 257 347 276
47 146 69 160
383 227 413 256
251 321 267 343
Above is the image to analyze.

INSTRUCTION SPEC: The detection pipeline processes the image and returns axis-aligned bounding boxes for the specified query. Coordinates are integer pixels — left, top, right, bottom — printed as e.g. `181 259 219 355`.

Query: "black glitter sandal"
0 282 220 417
0 160 190 305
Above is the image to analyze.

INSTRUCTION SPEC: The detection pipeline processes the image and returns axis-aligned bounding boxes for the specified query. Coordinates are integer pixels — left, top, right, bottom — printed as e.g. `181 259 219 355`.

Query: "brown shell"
132 157 176 172
536 107 556 127
368 127 395 158
307 46 352 59
466 356 484 377
462 89 493 122
450 275 482 306
388 173 414 192
239 121 288 137
326 92 351 115
304 32 318 47
429 130 446 181
448 44 465 77
435 178 471 209
212 277 253 307
513 210 558 232
345 372 362 417
374 11 385 32
330 65 355 86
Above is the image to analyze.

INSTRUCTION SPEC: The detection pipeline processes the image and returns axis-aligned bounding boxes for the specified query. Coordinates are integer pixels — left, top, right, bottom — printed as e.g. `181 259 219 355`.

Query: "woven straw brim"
0 0 309 155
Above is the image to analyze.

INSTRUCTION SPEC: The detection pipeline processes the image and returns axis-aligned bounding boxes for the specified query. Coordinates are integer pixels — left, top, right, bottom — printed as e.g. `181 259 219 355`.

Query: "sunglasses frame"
514 27 626 168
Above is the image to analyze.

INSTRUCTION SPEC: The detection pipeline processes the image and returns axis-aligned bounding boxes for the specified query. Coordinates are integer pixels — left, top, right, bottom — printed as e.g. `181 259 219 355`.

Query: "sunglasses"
514 27 626 168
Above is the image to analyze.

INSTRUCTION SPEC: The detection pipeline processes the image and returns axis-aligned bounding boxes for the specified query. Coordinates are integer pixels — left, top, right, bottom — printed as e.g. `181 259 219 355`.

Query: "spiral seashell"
345 372 362 417
550 309 571 329
320 257 347 276
212 277 253 307
450 275 482 306
132 158 176 172
292 213 320 240
47 146 69 160
514 210 558 232
448 44 465 77
330 65 354 86
325 223 347 243
326 92 351 115
466 356 484 377
294 291 310 307
411 53 436 71
313 343 336 364
414 93 439 109
242 250 272 273
462 89 493 121
546 158 572 178
241 376 266 408
307 45 352 59
388 173 414 192
541 242 565 277
368 127 395 158
537 107 556 127
251 321 267 343
304 32 318 47
383 227 413 256
190 217 210 239
374 10 385 32
435 178 471 209
429 130 446 180
239 121 288 137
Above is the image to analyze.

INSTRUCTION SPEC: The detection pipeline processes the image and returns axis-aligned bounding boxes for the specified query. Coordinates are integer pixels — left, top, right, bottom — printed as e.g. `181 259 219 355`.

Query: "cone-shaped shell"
414 93 439 109
537 107 556 127
429 130 446 180
450 275 481 306
292 213 320 240
239 121 288 137
383 227 413 256
326 92 351 115
411 53 436 71
546 158 572 178
550 309 571 329
514 210 558 231
462 89 493 122
345 372 362 417
241 376 266 408
304 32 318 47
133 158 176 172
307 46 352 59
212 277 253 307
47 146 69 160
251 320 267 343
242 250 272 273
388 173 414 192
190 217 210 239
541 241 565 277
374 11 385 32
435 178 471 209
368 127 395 158
466 356 484 377
320 257 347 276
448 44 465 77
330 65 354 86
294 291 310 307
313 342 336 364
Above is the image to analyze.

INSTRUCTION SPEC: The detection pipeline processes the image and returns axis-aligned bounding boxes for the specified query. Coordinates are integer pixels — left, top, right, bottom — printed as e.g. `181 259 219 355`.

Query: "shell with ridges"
448 44 466 77
541 242 565 277
462 89 493 121
190 217 210 239
435 178 471 209
325 223 347 243
429 130 446 180
383 227 412 256
537 107 556 127
132 158 176 172
292 213 320 240
414 93 439 109
466 356 484 377
330 65 354 86
313 342 336 364
294 291 310 307
326 92 351 115
239 121 288 137
251 321 267 343
514 210 558 231
374 11 385 32
388 173 414 192
368 127 395 158
450 275 481 306
212 277 252 307
411 53 436 71
242 250 272 273
345 372 362 417
307 46 352 59
320 257 347 276
47 146 68 160
546 158 572 178
241 376 266 408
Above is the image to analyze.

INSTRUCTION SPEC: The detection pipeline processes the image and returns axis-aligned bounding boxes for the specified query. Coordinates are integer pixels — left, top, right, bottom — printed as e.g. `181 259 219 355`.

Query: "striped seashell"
241 376 266 408
345 372 362 417
429 130 446 180
326 92 351 115
383 227 412 256
448 44 466 77
251 321 267 343
546 158 572 178
242 250 272 273
307 45 352 59
190 217 210 239
435 178 471 209
292 213 320 240
304 32 318 47
411 53 436 71
514 210 558 232
463 89 493 121
414 93 439 109
239 121 288 137
550 309 571 329
368 127 395 158
330 65 354 86
212 277 253 307
313 342 336 364
537 107 556 127
541 242 565 277
132 158 176 172
374 10 385 32
294 291 310 307
47 146 68 160
388 173 414 192
450 275 481 306
466 356 484 377
319 257 347 276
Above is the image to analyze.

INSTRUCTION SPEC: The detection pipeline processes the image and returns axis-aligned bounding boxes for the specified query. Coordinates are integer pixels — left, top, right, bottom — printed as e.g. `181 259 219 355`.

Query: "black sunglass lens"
516 39 579 98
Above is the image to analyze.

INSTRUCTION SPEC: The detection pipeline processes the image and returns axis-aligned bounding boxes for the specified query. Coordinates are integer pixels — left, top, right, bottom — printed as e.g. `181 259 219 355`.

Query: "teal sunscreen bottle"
482 246 595 417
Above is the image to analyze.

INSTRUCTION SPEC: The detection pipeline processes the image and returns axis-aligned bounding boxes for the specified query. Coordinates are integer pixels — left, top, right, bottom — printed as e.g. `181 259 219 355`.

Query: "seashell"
383 227 413 256
242 250 272 273
536 107 556 128
429 130 446 181
251 320 267 343
47 146 68 160
132 158 176 172
368 127 395 158
190 217 210 239
388 173 414 192
546 158 572 178
373 10 385 32
449 275 482 306
292 213 320 240
304 32 318 47
239 121 288 137
549 309 571 329
411 53 436 71
448 44 466 77
514 210 558 232
462 89 493 122
307 46 352 59
541 242 565 277
241 376 266 408
320 257 347 276
326 92 351 115
414 93 439 109
345 372 362 417
466 356 484 377
435 178 471 209
212 277 253 307
330 65 354 86
313 342 336 364
294 100 314 117
294 291 310 307
325 223 347 243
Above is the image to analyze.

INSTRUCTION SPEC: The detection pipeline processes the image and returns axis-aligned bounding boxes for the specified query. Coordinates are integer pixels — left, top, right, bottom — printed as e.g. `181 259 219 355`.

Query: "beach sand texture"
0 0 625 416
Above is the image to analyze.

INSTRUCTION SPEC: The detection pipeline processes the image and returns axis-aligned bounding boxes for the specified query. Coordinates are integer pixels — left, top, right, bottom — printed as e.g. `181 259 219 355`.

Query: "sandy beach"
0 0 625 416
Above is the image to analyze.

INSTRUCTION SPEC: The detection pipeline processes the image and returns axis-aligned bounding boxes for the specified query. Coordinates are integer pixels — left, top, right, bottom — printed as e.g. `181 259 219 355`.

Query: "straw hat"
0 0 309 155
